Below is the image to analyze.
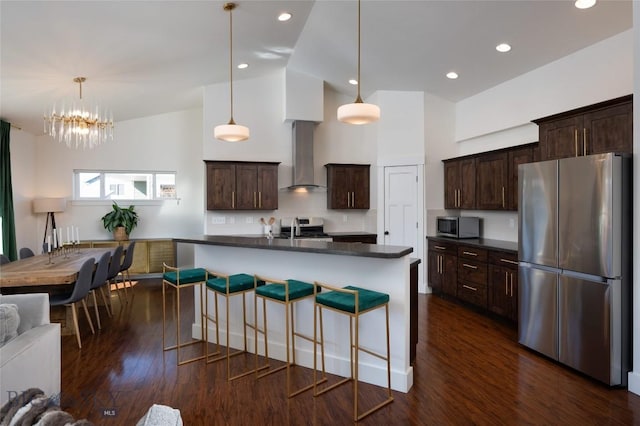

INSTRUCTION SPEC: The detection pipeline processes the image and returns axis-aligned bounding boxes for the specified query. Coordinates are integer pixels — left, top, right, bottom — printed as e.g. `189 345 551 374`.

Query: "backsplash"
426 209 518 242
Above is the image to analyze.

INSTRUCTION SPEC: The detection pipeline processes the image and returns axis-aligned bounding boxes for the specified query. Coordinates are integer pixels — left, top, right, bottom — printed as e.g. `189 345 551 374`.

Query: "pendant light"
215 2 250 142
337 0 380 125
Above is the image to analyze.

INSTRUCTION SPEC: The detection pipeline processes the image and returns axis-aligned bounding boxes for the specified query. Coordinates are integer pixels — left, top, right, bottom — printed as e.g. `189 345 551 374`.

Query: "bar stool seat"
203 271 264 381
254 276 326 398
162 264 208 365
313 282 393 422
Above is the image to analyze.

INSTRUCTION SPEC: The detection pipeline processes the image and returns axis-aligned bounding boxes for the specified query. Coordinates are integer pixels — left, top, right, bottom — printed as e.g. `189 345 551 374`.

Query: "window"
74 170 176 201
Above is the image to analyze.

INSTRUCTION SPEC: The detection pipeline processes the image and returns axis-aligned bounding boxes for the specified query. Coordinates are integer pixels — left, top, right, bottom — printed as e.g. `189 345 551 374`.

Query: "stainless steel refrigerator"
518 153 632 386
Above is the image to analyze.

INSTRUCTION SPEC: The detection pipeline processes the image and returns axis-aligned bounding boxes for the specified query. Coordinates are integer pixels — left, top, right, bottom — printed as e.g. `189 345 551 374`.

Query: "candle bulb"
76 227 80 244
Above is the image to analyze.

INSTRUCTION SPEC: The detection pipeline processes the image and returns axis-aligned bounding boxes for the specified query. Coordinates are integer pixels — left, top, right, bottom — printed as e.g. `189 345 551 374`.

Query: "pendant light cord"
227 3 236 125
355 0 363 104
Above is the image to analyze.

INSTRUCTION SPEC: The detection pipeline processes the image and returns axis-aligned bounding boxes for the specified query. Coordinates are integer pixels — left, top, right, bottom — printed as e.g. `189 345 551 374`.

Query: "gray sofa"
0 293 61 406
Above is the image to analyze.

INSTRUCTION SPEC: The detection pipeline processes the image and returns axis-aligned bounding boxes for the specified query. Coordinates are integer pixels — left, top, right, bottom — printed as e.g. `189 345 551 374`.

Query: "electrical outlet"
212 216 225 225
246 217 253 224
343 215 348 222
509 218 515 228
228 217 235 224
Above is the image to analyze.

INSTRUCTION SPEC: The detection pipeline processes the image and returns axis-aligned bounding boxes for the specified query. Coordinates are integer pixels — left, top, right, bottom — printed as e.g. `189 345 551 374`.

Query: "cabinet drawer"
428 240 457 255
457 280 487 308
488 250 518 267
458 259 487 285
457 246 487 262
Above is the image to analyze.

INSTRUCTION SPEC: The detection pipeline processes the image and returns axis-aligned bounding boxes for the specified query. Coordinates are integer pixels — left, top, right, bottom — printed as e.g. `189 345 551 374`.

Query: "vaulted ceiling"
0 0 633 135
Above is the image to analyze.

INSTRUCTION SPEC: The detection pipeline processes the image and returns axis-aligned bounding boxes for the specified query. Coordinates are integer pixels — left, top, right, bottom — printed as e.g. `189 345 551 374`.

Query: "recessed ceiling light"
237 63 248 69
278 12 292 21
446 72 458 80
496 43 511 53
349 79 358 85
575 0 596 9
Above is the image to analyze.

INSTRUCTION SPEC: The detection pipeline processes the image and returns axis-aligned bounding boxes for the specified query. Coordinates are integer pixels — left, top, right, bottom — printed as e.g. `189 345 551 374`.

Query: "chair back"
91 251 111 290
119 241 136 272
19 247 35 259
107 245 124 281
0 254 10 265
67 258 96 304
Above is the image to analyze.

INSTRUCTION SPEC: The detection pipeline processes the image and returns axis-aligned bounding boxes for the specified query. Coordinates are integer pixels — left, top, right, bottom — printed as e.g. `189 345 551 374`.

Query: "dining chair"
107 245 124 307
49 257 96 349
19 247 35 259
118 241 136 301
88 251 112 329
0 254 10 265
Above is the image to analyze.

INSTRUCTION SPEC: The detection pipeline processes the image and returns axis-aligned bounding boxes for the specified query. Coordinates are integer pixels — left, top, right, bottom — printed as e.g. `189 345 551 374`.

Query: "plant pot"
113 227 129 241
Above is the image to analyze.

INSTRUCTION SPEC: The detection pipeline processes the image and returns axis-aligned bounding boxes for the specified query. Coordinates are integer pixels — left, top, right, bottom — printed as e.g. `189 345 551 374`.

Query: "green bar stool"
203 270 265 381
313 281 394 422
162 263 208 365
253 275 327 398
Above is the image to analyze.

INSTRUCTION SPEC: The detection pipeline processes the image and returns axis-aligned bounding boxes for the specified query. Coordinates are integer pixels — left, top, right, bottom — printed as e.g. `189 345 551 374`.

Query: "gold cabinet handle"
500 258 519 265
259 191 262 208
462 251 478 256
583 128 587 156
574 129 578 157
505 271 509 295
502 186 505 208
347 192 351 208
439 255 442 274
434 245 446 250
510 273 514 297
254 191 257 208
462 284 477 292
232 191 235 209
458 189 461 207
352 192 355 208
463 263 478 270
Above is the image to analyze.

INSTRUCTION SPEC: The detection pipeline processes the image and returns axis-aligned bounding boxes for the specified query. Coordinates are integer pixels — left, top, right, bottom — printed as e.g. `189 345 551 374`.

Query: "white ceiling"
0 0 633 135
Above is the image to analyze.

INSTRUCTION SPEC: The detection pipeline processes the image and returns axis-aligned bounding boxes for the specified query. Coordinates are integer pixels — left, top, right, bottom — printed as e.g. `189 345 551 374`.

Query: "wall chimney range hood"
285 120 324 191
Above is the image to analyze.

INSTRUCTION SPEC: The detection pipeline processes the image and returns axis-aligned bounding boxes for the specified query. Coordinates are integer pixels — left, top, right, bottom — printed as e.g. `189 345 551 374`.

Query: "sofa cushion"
0 304 20 346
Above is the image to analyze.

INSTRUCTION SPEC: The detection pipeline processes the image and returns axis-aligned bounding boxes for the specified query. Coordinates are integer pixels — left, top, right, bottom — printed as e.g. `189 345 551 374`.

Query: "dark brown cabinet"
476 153 508 210
487 250 519 322
325 164 370 209
205 161 279 211
535 95 633 161
444 158 476 209
456 246 488 308
428 240 457 297
507 145 534 211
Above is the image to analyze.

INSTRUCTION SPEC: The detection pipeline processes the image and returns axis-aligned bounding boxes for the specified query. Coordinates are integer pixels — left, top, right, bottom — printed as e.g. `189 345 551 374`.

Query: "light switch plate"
212 216 226 225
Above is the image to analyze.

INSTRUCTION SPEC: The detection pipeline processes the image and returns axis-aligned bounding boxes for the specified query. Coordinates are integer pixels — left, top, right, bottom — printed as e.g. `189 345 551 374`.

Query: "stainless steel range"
279 217 332 240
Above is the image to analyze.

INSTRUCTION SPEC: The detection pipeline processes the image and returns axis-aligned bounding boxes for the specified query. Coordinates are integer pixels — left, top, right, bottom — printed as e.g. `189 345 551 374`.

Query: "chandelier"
44 77 114 149
337 0 380 125
214 2 250 142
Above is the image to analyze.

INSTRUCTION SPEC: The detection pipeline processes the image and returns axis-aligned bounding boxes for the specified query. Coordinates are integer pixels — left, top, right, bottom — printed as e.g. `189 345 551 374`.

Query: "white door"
384 166 419 251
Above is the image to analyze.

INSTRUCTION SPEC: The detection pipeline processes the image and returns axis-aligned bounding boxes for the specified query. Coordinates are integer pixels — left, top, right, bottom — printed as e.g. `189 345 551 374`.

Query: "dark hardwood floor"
59 279 640 425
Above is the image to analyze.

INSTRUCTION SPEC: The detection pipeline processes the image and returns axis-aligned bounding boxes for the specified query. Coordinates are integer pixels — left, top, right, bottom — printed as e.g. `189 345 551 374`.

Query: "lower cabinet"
428 238 518 323
487 250 519 321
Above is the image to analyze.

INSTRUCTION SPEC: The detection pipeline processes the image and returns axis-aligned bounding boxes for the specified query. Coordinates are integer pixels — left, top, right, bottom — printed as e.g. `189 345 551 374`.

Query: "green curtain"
0 120 17 261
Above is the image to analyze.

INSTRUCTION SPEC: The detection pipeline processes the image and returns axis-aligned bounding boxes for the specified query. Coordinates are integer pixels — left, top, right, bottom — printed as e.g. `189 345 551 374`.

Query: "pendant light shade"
338 0 380 125
215 2 250 142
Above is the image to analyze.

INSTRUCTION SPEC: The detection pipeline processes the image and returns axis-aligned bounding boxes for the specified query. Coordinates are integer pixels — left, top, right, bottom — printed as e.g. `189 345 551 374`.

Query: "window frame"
73 169 177 202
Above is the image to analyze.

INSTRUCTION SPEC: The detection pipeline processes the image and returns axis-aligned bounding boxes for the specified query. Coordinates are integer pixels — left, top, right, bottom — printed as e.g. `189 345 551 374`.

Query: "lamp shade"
214 123 250 142
337 102 380 125
33 198 66 213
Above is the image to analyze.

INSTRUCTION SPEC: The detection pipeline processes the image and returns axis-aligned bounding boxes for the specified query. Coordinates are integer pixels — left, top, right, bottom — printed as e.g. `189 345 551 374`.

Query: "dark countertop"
326 231 378 237
175 235 413 259
426 235 518 253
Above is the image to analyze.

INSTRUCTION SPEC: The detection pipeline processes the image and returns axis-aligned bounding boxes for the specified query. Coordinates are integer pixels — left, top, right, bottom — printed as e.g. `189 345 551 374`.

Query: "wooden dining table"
0 248 116 289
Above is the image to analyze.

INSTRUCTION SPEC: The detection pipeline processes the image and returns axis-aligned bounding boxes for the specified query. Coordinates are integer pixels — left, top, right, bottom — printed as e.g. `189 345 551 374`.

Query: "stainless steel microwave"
436 216 480 239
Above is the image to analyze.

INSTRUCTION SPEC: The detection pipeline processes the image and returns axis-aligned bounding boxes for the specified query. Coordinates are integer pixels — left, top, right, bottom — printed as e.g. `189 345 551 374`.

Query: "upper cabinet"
444 158 476 209
444 143 536 212
534 95 633 161
325 164 370 209
205 161 279 211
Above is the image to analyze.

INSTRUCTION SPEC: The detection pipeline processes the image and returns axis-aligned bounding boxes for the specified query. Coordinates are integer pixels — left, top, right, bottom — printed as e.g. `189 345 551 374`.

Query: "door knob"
384 231 389 235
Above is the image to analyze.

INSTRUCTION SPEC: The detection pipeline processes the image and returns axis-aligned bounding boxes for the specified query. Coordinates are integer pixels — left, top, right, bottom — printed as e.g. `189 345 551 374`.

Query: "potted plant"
101 202 139 241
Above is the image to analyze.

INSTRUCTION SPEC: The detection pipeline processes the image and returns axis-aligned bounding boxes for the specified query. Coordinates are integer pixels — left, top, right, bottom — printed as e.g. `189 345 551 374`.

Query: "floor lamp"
33 198 66 251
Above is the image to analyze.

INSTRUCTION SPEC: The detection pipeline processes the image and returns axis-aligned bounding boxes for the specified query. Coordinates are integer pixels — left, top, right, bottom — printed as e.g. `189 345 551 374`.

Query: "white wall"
26 108 204 250
202 72 376 235
431 28 635 243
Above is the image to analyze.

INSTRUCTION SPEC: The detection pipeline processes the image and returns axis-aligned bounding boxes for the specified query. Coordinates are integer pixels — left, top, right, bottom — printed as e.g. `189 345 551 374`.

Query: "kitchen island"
174 235 414 392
